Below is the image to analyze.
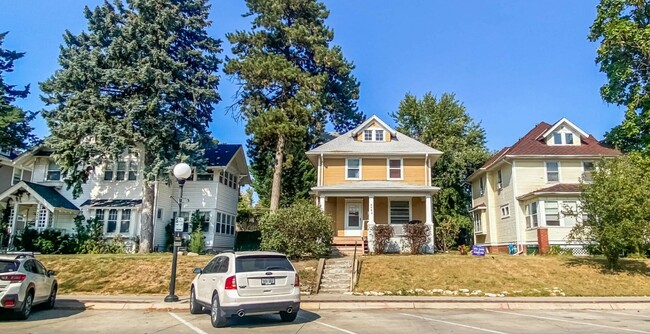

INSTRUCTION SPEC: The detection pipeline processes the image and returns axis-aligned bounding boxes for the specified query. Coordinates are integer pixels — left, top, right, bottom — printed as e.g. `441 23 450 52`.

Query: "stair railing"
350 240 358 292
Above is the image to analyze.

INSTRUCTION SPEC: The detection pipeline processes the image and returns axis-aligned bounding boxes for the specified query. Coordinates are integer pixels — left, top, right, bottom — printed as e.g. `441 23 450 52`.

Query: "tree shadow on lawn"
563 257 650 276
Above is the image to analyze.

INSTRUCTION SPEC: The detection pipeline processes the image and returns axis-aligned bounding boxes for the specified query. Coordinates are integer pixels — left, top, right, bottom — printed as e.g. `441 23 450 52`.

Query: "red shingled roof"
478 121 620 170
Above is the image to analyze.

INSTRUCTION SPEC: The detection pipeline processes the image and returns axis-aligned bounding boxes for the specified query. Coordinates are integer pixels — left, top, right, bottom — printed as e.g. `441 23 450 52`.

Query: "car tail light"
225 275 237 290
294 273 300 287
0 273 26 283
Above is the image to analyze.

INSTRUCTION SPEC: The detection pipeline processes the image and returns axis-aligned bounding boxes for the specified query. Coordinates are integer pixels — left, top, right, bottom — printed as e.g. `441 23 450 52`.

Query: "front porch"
316 193 435 254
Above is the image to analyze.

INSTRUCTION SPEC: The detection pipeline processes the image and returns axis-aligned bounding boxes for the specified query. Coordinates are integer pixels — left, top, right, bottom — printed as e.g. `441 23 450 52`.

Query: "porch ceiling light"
173 162 192 181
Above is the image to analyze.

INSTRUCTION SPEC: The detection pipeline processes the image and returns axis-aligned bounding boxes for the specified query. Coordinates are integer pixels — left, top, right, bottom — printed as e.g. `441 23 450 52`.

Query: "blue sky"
1 0 622 152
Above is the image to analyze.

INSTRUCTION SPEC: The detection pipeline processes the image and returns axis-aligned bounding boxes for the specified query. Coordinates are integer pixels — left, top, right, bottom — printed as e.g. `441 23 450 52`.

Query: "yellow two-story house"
466 118 621 255
306 115 443 253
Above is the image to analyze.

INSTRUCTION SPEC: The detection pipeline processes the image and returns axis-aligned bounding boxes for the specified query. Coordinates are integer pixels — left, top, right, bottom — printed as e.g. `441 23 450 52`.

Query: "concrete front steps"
318 258 353 294
331 237 367 257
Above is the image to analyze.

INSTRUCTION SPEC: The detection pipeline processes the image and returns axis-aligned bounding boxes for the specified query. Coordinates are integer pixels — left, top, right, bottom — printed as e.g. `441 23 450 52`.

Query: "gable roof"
0 181 79 212
350 115 397 137
541 117 588 139
517 183 582 200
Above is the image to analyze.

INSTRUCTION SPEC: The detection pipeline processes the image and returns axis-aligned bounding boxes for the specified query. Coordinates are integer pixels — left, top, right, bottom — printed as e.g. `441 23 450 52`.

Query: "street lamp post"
164 162 192 303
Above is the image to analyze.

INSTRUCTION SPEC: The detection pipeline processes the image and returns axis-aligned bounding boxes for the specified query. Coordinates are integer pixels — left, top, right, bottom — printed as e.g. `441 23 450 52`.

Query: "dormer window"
364 130 373 141
553 132 562 144
46 161 61 181
375 130 384 141
565 133 574 144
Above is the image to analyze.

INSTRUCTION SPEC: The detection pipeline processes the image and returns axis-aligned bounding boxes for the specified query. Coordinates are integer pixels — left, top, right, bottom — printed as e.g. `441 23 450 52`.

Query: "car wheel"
189 287 202 314
15 290 33 320
210 293 227 328
279 309 298 322
45 284 57 310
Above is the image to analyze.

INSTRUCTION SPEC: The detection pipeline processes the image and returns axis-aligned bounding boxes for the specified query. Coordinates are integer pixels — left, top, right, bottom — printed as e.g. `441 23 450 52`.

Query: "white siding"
153 182 173 251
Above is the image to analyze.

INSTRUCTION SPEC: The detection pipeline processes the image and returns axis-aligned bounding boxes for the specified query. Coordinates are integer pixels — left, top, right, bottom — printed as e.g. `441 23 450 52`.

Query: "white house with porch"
306 115 443 253
0 144 249 252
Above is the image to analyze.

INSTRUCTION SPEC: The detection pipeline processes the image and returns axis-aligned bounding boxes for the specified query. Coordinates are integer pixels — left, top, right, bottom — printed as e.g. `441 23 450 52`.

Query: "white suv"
190 251 301 328
0 253 58 320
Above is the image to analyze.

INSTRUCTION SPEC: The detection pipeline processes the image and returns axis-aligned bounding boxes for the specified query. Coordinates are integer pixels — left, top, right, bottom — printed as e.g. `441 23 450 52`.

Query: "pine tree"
40 0 221 252
225 0 363 211
0 32 36 151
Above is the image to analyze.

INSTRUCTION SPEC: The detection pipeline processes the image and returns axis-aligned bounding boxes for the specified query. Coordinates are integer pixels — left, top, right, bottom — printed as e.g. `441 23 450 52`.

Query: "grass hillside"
356 255 650 296
38 254 318 295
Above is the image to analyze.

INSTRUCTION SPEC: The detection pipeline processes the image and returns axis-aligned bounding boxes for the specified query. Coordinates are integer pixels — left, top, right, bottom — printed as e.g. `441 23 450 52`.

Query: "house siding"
323 157 425 185
0 166 12 194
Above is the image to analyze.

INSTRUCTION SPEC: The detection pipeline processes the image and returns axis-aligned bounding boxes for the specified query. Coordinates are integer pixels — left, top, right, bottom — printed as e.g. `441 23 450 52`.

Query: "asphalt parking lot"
2 308 650 333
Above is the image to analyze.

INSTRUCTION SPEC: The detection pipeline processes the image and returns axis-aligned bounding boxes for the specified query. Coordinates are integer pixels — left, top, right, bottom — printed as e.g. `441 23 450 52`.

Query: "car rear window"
235 255 295 273
0 260 18 273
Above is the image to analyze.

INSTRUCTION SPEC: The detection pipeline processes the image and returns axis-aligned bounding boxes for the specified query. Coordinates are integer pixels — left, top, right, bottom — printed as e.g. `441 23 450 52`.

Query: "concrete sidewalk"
56 294 650 311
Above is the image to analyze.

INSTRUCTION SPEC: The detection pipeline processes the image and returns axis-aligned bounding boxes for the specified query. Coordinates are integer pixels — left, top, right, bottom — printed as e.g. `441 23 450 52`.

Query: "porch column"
367 195 375 253
425 194 434 253
319 195 325 211
8 202 18 249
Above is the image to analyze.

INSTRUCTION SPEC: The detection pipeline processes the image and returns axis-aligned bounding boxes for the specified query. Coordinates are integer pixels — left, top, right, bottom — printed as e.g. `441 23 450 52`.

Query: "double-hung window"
107 209 118 233
116 161 127 181
363 130 373 141
104 163 114 181
200 212 210 233
474 212 482 233
120 209 131 233
128 161 138 181
346 159 361 180
545 201 560 226
389 200 410 225
388 159 402 180
479 177 485 196
497 170 503 189
500 204 510 218
553 132 562 144
526 202 538 228
562 201 578 227
565 133 574 144
546 162 559 182
46 161 61 181
582 161 594 182
12 168 22 185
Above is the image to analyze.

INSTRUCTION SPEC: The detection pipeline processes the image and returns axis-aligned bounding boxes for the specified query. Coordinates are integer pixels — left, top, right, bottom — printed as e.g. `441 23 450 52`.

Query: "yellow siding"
323 157 426 186
412 198 425 222
560 160 584 183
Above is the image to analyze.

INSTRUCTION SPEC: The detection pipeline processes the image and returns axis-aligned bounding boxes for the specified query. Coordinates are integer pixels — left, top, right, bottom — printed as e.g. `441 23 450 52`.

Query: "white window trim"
479 177 485 196
500 204 510 219
497 170 503 189
362 127 388 142
12 167 24 185
387 197 412 225
545 161 560 183
345 158 362 180
375 129 385 141
103 157 138 182
46 161 61 181
473 212 483 234
386 158 403 180
363 130 373 141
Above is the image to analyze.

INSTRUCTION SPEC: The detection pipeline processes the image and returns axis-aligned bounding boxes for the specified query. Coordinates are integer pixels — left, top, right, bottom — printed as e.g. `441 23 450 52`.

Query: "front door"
344 200 363 236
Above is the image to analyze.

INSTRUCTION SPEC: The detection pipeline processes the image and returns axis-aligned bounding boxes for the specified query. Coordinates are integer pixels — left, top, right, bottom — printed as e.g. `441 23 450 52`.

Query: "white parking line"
400 313 510 334
168 312 209 334
485 310 650 334
591 310 650 319
298 315 359 334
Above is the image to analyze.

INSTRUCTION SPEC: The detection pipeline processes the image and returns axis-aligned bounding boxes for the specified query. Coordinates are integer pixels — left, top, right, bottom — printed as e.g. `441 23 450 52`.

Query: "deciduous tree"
568 155 650 269
590 0 650 154
225 0 363 211
0 32 36 151
392 92 489 243
40 0 221 252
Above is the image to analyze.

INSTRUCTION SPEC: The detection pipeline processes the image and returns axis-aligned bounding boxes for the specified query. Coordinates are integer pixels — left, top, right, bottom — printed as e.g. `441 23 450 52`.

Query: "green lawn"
356 254 650 296
38 254 318 295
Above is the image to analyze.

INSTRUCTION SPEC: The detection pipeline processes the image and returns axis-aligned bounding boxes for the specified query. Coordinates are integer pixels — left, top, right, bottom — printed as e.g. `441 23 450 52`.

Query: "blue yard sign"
471 245 486 256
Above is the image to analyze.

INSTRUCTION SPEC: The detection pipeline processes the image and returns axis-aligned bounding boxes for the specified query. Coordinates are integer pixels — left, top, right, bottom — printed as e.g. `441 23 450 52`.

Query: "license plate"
261 278 275 286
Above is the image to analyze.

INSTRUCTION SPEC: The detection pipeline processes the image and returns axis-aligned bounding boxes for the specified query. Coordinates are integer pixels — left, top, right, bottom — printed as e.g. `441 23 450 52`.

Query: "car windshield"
235 255 294 273
0 260 18 273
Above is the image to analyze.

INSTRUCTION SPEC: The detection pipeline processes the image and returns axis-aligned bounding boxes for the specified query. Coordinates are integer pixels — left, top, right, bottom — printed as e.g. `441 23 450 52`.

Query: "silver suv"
0 253 58 320
190 251 301 328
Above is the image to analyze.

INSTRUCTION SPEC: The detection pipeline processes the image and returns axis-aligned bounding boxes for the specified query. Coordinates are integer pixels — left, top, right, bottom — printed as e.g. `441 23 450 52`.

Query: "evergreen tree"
392 92 490 241
590 1 650 154
40 0 221 252
0 32 36 151
225 0 363 211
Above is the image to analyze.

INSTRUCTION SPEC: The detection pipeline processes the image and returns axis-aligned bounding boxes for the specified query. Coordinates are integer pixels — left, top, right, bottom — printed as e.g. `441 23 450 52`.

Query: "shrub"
371 224 393 254
33 229 74 254
259 200 333 259
108 234 126 254
547 245 572 256
434 215 462 252
235 231 262 251
404 221 431 255
188 229 205 254
458 244 469 255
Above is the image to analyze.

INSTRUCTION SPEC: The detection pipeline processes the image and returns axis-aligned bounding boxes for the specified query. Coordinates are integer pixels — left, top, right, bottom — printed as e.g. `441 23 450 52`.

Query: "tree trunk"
269 134 285 212
139 152 156 253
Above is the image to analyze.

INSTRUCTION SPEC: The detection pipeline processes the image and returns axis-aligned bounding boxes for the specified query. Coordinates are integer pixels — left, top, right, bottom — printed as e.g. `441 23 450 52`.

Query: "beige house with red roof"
466 118 621 255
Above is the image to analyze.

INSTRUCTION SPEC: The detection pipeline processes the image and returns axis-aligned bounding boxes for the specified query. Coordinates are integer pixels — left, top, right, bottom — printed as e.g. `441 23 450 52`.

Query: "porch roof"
517 183 581 201
81 199 143 208
312 181 440 194
0 181 79 212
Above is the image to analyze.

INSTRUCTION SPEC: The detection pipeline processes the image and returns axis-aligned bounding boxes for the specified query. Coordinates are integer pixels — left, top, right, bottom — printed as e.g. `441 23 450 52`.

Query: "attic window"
375 130 384 141
553 132 562 145
565 133 574 144
363 129 386 142
364 130 373 141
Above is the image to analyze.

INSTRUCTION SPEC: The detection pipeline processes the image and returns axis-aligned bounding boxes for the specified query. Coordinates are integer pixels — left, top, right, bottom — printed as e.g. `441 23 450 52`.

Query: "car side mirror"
47 270 55 277
193 268 202 275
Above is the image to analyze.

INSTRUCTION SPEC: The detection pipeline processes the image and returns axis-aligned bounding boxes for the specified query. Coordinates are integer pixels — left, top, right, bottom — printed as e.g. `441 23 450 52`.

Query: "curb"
56 299 650 311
